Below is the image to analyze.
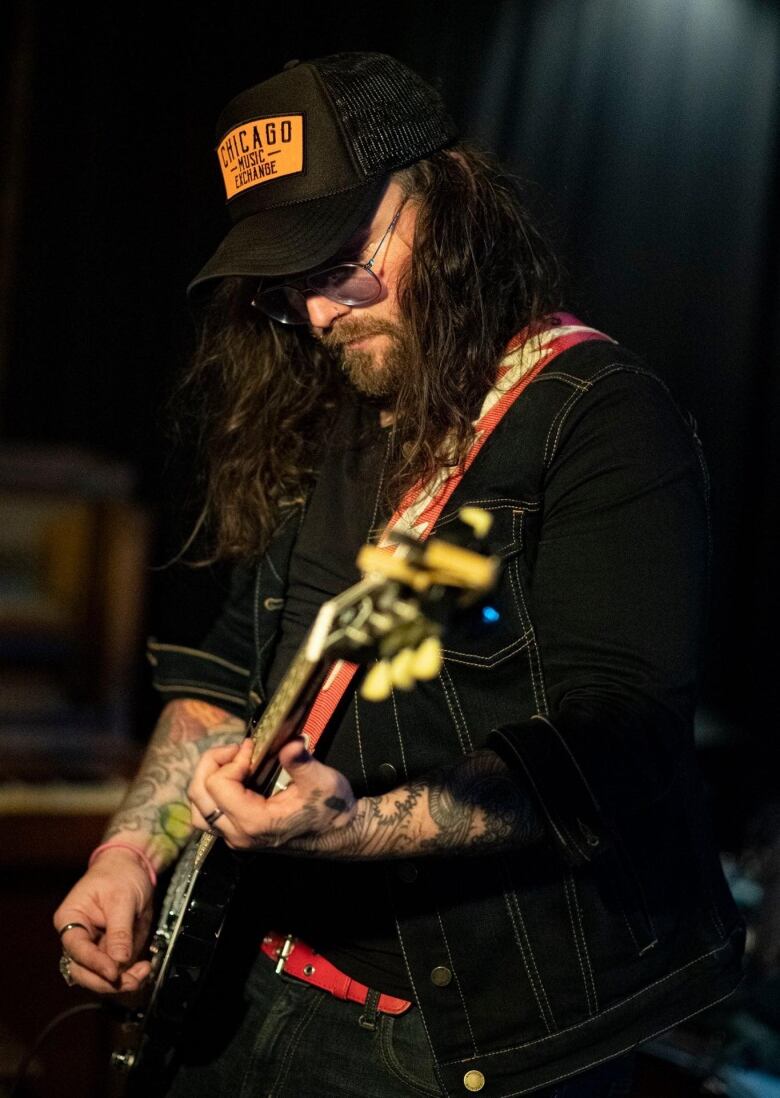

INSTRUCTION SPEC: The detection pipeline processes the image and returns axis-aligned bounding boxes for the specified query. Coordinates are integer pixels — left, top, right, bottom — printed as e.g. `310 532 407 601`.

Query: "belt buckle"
274 932 296 974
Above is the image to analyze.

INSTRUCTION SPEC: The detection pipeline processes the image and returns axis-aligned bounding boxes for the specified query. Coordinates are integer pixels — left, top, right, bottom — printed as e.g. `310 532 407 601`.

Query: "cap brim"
187 178 388 296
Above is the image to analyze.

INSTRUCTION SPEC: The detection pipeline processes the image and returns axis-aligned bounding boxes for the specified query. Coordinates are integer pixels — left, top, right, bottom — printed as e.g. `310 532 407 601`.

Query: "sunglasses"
251 206 404 325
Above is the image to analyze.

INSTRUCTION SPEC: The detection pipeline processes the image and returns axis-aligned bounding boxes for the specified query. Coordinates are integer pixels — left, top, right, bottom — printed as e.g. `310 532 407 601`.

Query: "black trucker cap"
187 52 457 294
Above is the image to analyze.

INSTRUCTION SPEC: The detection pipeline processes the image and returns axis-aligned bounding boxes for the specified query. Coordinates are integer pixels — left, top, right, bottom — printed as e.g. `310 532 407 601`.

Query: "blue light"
482 606 500 623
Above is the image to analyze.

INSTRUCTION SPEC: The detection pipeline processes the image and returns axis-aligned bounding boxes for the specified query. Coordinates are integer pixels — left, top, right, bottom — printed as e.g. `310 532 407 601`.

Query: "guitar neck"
245 572 390 775
190 649 327 871
247 645 327 773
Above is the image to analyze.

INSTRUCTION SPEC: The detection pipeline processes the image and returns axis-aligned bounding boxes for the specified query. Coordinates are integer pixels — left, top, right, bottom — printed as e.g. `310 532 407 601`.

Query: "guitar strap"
297 315 615 753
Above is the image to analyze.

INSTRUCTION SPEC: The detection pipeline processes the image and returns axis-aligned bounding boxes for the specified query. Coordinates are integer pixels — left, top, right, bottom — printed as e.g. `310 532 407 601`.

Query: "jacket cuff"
486 714 609 867
146 637 251 719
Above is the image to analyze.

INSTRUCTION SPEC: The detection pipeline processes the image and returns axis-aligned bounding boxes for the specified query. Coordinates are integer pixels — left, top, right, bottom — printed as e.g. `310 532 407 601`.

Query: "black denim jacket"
147 341 744 1097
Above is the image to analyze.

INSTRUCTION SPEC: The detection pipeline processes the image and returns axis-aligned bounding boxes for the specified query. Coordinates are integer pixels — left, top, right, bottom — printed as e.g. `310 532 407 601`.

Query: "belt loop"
358 987 381 1031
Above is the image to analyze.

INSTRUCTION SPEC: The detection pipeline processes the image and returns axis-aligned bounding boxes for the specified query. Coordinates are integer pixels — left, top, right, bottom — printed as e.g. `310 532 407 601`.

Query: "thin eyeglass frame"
251 204 404 324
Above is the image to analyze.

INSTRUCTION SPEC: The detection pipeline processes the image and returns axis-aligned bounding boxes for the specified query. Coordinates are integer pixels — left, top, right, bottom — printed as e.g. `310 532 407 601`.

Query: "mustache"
319 318 401 350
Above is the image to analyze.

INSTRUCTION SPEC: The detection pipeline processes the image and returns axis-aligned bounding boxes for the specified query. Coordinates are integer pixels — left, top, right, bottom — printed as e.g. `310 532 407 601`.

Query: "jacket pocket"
434 499 537 669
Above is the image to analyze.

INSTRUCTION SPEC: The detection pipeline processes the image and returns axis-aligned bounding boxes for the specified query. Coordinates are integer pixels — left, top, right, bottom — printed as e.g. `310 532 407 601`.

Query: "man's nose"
305 293 351 330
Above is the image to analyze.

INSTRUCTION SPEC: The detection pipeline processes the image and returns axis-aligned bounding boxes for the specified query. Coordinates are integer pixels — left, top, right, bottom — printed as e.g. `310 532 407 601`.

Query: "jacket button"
463 1069 485 1091
430 965 452 987
378 762 397 789
396 862 418 883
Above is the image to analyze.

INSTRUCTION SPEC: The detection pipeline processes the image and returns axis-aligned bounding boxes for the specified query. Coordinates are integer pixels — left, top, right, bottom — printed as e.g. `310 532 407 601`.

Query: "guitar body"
117 836 246 1091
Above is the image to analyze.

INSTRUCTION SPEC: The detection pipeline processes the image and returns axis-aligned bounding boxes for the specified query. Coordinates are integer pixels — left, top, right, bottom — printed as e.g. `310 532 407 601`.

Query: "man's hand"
189 740 544 860
52 849 154 993
188 738 358 851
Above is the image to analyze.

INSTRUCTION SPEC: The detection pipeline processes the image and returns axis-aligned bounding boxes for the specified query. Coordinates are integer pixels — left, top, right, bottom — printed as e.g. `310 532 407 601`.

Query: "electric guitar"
110 509 497 1090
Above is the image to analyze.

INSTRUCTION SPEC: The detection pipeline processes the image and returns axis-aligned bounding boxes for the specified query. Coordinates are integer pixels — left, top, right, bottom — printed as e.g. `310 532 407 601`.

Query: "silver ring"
59 953 76 987
204 808 224 827
57 921 90 939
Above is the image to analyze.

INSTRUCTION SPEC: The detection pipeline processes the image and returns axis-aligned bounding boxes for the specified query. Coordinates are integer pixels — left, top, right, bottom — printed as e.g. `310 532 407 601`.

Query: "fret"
249 647 322 771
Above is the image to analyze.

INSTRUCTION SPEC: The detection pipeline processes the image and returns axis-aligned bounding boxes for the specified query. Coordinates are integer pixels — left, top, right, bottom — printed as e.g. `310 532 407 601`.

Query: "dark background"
1 0 778 833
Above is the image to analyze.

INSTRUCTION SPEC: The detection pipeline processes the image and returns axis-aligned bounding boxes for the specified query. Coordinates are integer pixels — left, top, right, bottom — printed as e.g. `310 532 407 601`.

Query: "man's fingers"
118 958 152 991
66 925 152 990
103 890 142 965
277 738 310 771
275 739 329 796
210 737 253 780
205 741 244 764
190 741 251 829
188 741 243 803
190 801 235 834
59 923 94 950
202 739 254 807
56 912 121 982
67 956 126 995
190 803 211 831
65 936 121 983
189 741 242 789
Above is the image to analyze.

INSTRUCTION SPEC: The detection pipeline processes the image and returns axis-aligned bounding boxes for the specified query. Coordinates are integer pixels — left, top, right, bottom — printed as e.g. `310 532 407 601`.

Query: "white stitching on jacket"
564 873 598 1016
389 689 410 782
500 885 557 1036
154 684 246 705
440 936 739 1063
147 641 250 676
436 909 480 1056
436 671 469 756
439 664 474 752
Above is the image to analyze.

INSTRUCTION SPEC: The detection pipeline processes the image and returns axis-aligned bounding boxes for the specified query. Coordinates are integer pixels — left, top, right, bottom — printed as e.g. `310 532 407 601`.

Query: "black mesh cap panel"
314 52 457 177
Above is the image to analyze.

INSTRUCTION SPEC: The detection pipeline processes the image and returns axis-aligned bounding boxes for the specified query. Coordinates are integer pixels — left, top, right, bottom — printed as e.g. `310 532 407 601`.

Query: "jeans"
164 951 635 1097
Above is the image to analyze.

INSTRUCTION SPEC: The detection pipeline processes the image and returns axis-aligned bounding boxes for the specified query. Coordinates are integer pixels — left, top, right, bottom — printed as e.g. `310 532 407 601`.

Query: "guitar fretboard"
249 647 322 769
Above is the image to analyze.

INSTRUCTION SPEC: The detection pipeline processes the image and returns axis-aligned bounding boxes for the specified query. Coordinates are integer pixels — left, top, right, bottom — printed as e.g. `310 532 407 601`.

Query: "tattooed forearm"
422 749 542 853
103 699 245 866
282 750 543 860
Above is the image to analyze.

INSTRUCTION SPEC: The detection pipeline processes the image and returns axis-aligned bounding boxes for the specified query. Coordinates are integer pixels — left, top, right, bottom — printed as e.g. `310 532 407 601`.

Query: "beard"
318 317 413 399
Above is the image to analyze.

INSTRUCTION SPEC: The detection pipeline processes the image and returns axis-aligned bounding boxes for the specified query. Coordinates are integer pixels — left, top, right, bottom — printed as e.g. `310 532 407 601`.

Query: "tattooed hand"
187 738 358 852
52 699 247 992
188 741 543 860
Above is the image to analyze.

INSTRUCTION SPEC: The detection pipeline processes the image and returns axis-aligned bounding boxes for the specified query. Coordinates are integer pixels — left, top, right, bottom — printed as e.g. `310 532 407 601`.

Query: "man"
54 53 744 1097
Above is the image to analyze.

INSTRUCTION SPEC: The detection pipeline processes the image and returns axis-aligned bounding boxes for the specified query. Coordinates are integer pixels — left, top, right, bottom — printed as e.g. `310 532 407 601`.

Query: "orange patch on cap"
216 114 304 200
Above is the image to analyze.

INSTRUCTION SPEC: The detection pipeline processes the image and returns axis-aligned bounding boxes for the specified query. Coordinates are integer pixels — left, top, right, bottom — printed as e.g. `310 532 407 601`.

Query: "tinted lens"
254 285 310 325
307 264 382 306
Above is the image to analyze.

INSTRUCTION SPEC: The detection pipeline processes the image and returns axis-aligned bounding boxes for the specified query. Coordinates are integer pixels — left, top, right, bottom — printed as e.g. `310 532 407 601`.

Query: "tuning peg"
361 660 394 702
458 506 493 539
390 648 415 690
411 636 443 680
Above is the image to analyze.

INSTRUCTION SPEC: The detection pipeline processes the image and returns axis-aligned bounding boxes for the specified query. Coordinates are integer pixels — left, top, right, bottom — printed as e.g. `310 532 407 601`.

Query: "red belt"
261 931 412 1016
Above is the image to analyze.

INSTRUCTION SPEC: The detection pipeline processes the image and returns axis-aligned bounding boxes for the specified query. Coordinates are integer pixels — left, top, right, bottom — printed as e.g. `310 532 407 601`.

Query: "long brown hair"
174 144 563 563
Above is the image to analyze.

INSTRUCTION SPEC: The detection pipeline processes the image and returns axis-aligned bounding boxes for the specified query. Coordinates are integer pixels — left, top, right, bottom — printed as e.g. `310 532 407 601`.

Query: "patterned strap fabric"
299 316 614 752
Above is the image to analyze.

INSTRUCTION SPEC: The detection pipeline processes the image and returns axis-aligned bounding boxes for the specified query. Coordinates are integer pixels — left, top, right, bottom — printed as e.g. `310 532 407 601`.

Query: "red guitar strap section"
299 316 614 753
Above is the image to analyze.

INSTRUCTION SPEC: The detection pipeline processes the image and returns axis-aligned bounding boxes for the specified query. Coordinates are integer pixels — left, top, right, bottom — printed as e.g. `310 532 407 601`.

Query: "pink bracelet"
88 842 158 887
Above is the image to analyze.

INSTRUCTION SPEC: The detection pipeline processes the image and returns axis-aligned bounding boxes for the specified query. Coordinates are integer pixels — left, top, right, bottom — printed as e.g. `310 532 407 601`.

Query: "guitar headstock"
306 507 499 701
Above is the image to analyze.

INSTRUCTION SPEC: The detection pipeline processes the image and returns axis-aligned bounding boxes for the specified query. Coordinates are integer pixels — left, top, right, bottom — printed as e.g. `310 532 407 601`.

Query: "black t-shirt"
260 398 412 998
265 399 390 698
